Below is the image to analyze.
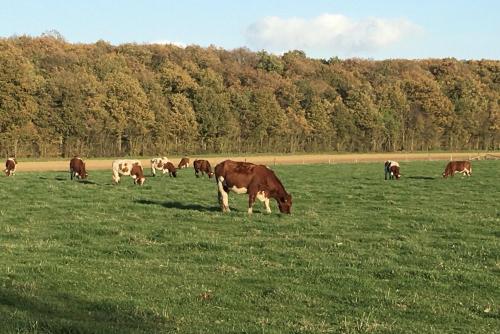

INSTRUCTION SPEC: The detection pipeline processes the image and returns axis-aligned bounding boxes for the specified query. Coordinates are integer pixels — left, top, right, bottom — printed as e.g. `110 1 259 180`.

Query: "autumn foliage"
0 35 498 157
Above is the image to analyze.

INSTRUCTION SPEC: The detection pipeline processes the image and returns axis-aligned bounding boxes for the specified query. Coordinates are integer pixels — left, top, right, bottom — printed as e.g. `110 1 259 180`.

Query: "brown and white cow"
384 160 401 180
214 160 292 214
150 157 169 176
162 161 177 177
69 156 88 180
112 159 145 185
178 157 190 169
4 157 17 176
442 161 472 178
194 159 214 178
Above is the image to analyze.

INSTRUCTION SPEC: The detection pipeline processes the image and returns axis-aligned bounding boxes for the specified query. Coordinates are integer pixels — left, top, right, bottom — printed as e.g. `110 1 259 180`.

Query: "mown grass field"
0 160 498 333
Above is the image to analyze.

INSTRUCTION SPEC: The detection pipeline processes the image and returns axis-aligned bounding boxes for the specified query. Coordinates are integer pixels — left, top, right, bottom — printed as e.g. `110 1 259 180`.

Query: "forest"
0 33 499 158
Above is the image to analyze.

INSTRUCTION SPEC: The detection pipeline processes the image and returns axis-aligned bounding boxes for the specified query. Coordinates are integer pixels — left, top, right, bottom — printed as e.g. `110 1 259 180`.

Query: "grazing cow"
69 157 88 180
4 157 17 176
194 159 214 178
384 160 401 180
112 159 145 185
214 160 292 214
178 157 190 169
442 161 472 178
162 161 177 177
150 157 169 176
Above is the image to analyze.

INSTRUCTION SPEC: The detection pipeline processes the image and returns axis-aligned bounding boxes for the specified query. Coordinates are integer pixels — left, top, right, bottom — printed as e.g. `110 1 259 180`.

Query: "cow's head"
81 164 89 179
170 165 178 178
277 193 292 214
391 166 401 179
131 164 145 185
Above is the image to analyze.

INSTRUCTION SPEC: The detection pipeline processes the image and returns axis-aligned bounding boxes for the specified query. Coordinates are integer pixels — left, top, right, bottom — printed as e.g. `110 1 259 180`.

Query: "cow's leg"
248 192 256 214
256 191 271 213
151 167 156 177
217 177 230 212
112 172 120 184
70 169 74 180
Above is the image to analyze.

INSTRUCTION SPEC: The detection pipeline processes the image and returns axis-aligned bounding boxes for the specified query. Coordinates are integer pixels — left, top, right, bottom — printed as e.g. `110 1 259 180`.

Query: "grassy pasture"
0 160 498 333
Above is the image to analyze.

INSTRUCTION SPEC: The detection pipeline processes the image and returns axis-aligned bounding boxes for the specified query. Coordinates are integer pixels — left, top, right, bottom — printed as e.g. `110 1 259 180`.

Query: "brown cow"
384 160 401 180
178 157 190 169
4 157 17 176
194 159 214 178
214 160 292 214
162 161 177 177
69 157 88 180
443 161 472 178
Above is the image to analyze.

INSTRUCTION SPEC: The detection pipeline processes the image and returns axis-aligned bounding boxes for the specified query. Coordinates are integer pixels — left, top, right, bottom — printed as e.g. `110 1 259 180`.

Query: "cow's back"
113 159 142 175
215 160 272 189
70 157 83 170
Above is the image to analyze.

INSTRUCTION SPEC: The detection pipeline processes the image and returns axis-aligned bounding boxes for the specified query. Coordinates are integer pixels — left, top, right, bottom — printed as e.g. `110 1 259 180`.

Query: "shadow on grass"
135 198 221 212
39 176 98 184
77 179 98 185
39 176 68 181
407 176 436 180
0 289 174 333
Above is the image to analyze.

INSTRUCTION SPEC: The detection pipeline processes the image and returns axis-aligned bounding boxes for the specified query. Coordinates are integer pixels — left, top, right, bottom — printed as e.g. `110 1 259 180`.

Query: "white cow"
112 159 145 185
150 157 169 176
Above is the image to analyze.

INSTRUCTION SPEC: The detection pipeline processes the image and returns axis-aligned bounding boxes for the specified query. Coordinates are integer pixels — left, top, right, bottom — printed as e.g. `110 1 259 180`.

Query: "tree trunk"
116 133 122 155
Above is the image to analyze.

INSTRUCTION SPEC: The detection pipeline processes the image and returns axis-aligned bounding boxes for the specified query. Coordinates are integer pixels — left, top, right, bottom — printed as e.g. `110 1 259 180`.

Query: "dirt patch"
14 153 480 172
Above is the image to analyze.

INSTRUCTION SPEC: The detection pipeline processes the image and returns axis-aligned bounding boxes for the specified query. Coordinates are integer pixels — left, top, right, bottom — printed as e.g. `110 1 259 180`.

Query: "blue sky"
1 0 498 60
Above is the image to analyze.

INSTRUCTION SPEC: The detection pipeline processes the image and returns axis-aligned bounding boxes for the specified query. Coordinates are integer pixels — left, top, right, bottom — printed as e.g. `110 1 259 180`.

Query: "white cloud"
245 13 422 57
148 40 187 48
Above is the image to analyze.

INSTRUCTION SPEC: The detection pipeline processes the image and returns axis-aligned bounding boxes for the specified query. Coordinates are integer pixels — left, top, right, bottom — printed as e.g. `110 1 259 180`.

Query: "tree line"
0 34 498 158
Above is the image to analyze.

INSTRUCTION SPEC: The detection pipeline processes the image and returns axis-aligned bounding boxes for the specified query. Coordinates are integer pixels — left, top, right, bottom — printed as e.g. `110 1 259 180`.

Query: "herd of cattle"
4 157 473 214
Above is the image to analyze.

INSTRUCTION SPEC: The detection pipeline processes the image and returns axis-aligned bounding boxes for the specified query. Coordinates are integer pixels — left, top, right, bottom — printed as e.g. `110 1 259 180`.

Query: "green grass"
0 161 498 333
